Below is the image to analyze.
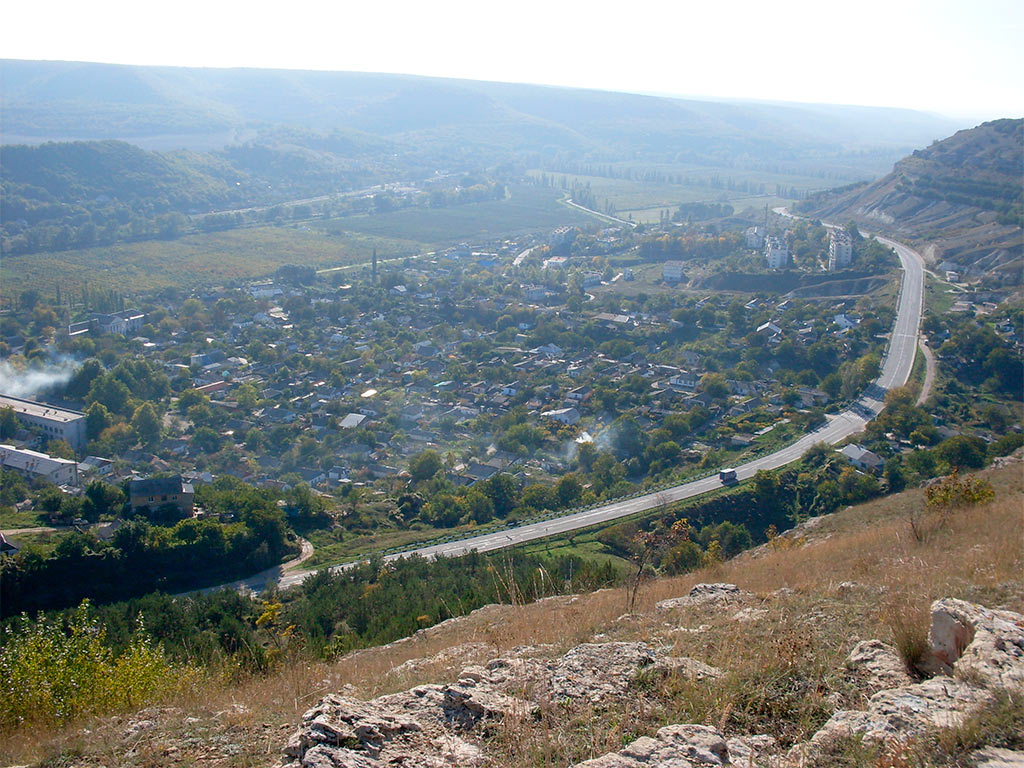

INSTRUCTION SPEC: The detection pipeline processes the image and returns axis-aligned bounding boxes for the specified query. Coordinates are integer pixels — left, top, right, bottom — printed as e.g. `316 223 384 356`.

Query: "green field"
0 227 418 302
324 184 593 245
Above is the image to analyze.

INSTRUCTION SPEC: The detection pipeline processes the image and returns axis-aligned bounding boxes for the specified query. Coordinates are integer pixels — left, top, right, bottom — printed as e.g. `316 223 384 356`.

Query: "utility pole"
372 248 378 283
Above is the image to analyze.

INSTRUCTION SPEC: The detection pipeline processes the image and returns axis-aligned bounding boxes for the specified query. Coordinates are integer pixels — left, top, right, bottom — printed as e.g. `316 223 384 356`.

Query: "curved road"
220 220 925 595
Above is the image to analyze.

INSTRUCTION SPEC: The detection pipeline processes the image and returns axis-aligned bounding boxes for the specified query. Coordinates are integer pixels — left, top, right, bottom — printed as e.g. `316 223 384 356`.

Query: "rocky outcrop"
282 598 1022 768
926 598 1024 688
656 583 753 612
280 641 720 767
790 598 1024 763
570 725 778 767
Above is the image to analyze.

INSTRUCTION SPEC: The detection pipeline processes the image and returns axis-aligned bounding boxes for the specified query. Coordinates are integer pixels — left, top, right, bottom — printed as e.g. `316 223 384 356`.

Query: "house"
582 272 603 288
833 313 860 331
523 285 549 302
838 444 884 473
662 261 686 282
756 322 783 343
541 407 580 426
549 226 576 249
0 444 79 485
339 413 368 430
567 385 592 402
78 455 114 477
128 476 194 516
668 371 698 391
0 532 20 557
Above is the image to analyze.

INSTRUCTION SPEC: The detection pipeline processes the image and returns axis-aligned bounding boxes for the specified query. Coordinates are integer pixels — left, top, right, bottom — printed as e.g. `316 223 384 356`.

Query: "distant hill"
2 59 963 175
798 119 1023 286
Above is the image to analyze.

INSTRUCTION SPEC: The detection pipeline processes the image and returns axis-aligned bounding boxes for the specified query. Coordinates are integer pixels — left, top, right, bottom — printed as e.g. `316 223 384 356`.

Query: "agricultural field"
527 163 844 224
0 226 415 303
323 184 593 245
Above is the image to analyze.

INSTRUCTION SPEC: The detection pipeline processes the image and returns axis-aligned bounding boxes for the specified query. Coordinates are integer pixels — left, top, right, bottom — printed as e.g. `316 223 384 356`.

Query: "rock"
731 607 768 623
927 598 1024 688
795 676 992 759
571 724 765 767
726 734 779 766
844 639 914 694
441 683 535 726
647 656 723 681
386 642 497 680
549 642 659 703
972 747 1024 767
656 583 751 612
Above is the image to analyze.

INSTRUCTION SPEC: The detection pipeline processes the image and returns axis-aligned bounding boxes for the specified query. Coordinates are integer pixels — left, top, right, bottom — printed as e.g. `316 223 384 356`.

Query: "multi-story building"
662 261 686 282
828 231 853 271
0 395 87 452
765 236 789 269
128 476 195 517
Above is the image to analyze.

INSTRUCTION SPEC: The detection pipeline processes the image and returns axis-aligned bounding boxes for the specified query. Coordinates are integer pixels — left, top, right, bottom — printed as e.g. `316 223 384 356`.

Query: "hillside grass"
2 461 1021 766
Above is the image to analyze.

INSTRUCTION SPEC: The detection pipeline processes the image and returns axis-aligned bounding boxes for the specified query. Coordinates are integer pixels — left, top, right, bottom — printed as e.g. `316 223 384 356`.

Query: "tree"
409 450 443 483
935 435 986 470
191 427 222 454
0 407 18 440
482 474 518 518
86 374 132 416
131 403 162 446
699 373 729 400
85 402 112 441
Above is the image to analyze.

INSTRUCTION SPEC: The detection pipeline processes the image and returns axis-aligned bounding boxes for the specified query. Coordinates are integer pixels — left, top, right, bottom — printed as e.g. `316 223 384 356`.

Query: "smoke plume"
0 357 81 400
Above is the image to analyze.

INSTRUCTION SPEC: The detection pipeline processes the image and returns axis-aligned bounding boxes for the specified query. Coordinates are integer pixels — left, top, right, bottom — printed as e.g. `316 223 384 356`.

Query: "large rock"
796 676 992 759
657 583 752 612
844 639 914 694
927 598 1024 689
571 724 777 767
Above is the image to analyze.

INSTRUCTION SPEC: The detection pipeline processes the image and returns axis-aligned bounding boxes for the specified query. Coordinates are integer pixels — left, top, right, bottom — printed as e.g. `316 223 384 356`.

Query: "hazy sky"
4 0 1021 119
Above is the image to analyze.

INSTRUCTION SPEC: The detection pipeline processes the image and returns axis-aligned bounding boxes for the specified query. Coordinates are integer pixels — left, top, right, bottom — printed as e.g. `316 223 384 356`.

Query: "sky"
3 0 1022 120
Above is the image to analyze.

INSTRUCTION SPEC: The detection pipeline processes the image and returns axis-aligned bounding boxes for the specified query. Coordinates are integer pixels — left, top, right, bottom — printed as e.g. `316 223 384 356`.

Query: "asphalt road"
210 219 925 595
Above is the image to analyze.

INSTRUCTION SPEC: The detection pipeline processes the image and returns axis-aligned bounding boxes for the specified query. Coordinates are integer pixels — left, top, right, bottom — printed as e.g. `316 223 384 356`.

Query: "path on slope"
917 337 937 407
216 218 926 594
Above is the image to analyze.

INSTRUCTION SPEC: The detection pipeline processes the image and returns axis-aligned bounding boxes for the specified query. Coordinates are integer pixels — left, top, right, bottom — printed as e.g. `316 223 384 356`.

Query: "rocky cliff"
799 119 1023 286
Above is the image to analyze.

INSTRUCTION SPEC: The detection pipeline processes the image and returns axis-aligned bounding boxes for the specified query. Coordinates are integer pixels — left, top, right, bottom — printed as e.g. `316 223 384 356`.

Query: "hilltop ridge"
799 119 1023 286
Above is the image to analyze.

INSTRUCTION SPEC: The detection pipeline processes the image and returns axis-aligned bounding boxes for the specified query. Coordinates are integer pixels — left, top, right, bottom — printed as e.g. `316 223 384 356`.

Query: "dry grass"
3 463 1021 767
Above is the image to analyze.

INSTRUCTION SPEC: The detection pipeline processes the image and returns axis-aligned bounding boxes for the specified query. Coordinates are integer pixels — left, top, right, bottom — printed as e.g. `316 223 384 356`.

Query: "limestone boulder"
657 583 752 612
927 598 1024 689
844 639 914 694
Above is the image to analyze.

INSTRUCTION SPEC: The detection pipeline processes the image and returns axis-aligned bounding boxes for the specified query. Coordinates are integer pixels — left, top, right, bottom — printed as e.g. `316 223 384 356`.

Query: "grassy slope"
4 460 1020 766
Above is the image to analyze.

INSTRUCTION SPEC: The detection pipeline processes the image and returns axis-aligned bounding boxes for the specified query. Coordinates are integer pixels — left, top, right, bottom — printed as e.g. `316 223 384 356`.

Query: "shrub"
0 602 182 730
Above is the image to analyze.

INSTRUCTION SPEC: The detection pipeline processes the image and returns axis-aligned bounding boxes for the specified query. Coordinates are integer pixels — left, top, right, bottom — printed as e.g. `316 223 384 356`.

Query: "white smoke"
0 357 81 399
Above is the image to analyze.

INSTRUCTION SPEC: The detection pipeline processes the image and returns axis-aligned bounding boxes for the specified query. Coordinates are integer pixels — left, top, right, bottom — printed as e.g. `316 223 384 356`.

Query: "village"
0 215 930 528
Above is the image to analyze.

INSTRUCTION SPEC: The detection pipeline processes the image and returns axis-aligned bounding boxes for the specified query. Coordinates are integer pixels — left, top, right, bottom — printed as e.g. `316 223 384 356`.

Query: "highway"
223 218 926 594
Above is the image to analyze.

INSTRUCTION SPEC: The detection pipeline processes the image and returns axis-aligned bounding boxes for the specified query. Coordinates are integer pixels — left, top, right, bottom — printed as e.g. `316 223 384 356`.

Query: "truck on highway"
719 468 738 485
